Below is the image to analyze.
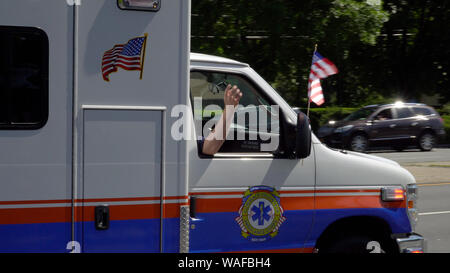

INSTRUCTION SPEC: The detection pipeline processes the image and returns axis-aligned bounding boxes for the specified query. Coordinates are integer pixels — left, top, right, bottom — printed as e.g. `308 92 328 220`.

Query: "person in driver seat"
199 84 242 155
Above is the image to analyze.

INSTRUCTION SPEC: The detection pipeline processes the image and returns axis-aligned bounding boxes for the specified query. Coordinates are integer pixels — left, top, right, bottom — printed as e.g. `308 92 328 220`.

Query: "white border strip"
190 195 242 199
82 105 167 111
189 187 381 199
0 198 188 209
315 186 384 191
316 192 380 197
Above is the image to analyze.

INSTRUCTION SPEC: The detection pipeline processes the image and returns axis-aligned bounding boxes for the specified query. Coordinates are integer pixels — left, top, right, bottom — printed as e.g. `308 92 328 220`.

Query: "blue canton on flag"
121 37 145 57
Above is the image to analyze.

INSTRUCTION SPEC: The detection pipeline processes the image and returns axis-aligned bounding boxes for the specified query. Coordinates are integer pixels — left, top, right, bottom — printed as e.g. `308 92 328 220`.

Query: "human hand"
224 84 242 106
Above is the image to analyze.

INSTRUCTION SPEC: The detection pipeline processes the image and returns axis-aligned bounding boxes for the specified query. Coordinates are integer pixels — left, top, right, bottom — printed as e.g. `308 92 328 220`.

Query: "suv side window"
394 107 414 119
0 26 49 129
412 107 432 116
374 108 393 121
190 71 280 155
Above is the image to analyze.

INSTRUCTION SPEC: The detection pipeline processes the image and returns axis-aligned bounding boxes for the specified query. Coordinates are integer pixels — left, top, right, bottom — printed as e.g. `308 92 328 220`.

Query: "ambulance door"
75 0 189 253
81 108 163 252
0 0 73 252
188 69 315 253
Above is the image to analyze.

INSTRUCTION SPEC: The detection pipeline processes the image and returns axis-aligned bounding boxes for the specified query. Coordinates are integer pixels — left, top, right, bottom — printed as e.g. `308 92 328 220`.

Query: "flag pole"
306 44 318 117
139 33 148 80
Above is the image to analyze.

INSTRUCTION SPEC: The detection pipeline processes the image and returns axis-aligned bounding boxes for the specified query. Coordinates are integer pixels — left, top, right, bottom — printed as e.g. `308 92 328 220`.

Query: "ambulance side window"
0 26 49 129
190 70 280 155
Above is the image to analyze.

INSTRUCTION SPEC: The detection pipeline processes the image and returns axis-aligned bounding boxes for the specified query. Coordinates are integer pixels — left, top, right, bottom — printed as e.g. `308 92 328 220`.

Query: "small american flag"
102 35 147 81
308 52 338 106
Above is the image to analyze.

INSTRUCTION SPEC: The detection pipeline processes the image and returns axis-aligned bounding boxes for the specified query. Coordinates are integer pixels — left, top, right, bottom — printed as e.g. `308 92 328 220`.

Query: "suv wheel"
418 132 435 151
349 134 368 153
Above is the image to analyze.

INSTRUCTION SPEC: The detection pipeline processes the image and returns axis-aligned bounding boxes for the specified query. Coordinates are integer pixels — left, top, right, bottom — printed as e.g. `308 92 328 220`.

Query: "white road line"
419 211 450 216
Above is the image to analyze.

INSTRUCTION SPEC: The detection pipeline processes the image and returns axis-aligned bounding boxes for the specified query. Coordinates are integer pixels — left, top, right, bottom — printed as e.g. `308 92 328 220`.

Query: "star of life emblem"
235 186 286 242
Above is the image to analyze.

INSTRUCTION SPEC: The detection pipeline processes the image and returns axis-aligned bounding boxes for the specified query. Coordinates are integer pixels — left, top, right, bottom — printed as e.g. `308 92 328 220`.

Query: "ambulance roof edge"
190 52 249 67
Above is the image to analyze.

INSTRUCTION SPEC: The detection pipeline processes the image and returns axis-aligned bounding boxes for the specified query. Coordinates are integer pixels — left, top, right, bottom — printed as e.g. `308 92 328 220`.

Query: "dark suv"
317 103 446 152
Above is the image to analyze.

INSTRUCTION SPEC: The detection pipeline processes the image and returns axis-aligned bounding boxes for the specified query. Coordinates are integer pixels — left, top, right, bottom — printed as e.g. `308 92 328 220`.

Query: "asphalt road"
416 183 450 253
369 148 450 164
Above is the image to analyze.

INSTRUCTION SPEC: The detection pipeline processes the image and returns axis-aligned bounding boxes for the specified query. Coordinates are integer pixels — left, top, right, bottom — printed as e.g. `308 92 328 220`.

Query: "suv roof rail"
383 102 427 107
364 104 379 108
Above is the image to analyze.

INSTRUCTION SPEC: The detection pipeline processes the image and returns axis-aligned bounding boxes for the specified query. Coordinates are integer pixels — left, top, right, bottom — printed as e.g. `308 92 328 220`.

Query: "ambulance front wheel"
320 235 387 254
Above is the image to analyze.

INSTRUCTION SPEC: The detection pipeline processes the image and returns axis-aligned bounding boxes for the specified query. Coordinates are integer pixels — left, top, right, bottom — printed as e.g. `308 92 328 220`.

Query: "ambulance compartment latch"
95 205 110 230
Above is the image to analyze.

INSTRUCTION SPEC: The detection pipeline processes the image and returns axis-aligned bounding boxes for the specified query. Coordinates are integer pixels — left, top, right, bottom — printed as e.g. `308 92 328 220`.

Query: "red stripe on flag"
311 64 327 79
102 58 141 68
309 69 319 80
103 55 140 63
116 63 142 71
321 58 338 74
310 80 321 89
313 62 329 78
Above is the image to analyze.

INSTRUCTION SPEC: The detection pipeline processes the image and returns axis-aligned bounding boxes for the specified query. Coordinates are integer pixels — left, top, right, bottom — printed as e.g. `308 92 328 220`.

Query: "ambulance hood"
344 150 400 167
314 144 416 187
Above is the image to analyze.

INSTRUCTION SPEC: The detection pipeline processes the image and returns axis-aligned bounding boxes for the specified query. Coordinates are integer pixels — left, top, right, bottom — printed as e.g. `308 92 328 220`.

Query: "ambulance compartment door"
75 0 189 252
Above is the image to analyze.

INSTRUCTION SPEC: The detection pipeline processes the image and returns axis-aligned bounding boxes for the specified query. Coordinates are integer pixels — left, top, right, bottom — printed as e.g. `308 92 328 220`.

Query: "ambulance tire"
321 235 386 254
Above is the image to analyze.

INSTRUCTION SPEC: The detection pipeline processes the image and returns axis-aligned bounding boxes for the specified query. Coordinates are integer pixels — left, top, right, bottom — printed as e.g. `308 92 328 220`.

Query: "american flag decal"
101 34 148 82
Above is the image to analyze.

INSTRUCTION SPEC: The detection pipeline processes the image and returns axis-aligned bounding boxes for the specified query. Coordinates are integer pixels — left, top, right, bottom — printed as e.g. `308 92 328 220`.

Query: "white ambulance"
0 0 424 253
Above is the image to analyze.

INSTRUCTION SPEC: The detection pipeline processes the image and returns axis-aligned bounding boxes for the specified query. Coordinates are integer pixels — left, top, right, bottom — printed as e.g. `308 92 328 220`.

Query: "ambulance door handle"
95 205 110 230
190 197 197 218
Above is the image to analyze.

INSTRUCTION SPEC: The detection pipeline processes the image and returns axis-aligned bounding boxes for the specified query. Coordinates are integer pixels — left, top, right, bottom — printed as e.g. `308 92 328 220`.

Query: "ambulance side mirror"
295 111 312 159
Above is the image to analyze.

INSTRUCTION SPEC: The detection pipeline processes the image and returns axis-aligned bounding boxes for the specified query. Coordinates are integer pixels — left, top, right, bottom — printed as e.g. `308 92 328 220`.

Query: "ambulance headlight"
406 184 419 231
381 186 405 202
118 0 161 12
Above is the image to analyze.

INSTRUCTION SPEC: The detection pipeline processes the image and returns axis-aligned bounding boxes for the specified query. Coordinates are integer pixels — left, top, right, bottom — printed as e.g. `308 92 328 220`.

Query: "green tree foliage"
374 0 450 103
192 0 449 108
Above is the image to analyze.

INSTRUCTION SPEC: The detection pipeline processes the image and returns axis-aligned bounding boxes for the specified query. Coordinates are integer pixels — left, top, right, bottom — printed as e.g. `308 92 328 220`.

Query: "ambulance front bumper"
395 233 426 253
